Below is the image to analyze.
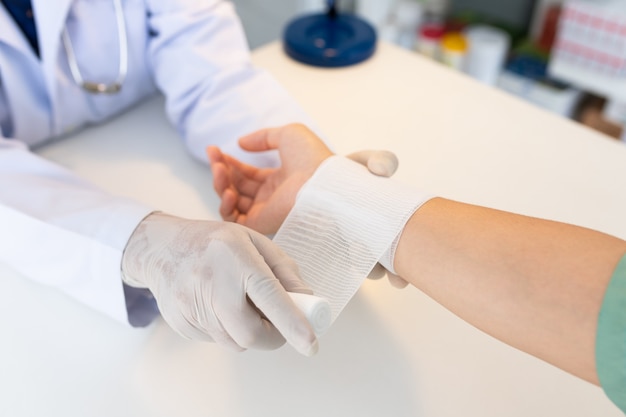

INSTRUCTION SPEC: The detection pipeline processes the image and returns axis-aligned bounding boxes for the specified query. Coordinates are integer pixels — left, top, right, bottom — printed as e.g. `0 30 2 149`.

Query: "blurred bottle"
416 21 445 59
463 25 510 86
440 32 468 70
379 0 424 49
356 0 395 29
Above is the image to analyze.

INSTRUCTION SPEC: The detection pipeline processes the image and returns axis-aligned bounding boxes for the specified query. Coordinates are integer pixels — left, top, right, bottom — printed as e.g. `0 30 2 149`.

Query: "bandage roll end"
288 292 332 336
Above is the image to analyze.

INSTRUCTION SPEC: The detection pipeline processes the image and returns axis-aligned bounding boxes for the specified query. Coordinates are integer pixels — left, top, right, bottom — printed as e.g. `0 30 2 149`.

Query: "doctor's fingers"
246 232 318 356
367 264 409 289
201 287 287 352
367 263 388 280
250 231 312 295
158 298 246 352
367 264 409 288
159 280 280 352
387 273 409 289
199 230 315 353
244 271 317 355
246 275 317 355
347 150 399 177
213 292 287 351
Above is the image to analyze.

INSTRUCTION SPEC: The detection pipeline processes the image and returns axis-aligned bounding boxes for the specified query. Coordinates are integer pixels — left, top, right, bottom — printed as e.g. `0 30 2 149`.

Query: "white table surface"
3 41 626 417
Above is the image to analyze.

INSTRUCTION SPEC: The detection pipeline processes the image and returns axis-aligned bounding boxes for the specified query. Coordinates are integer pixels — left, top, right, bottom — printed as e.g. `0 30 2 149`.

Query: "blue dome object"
284 13 377 68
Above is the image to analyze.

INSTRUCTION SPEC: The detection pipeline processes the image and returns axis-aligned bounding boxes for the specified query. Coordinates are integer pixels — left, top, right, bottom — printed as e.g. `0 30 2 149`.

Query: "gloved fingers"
250 232 313 295
367 263 387 280
209 232 314 353
388 272 409 289
159 299 246 352
369 150 399 177
246 273 318 356
368 263 409 288
244 235 318 355
191 288 249 351
346 150 399 177
215 298 287 351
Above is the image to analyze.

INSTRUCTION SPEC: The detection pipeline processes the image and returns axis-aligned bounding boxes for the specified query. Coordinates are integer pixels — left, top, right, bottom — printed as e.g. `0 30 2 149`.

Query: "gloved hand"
121 212 318 356
346 150 399 178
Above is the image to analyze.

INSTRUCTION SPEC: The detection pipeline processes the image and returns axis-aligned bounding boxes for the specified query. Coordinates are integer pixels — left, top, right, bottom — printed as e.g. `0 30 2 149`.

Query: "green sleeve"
597 254 626 413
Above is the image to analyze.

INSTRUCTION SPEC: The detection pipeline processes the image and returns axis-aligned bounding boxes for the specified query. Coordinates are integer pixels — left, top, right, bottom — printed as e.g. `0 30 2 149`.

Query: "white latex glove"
346 150 399 178
346 150 409 289
121 212 318 356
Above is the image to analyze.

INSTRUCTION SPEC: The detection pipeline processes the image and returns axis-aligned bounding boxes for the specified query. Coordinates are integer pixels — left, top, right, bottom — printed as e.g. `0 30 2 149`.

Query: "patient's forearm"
394 197 626 384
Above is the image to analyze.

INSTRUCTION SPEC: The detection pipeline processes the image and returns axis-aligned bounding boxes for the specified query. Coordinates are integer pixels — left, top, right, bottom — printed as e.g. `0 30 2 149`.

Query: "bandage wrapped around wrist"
273 156 433 323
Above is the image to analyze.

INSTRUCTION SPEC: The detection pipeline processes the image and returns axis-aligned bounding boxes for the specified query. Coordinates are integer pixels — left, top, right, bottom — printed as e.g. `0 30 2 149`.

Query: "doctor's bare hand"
207 124 333 235
121 212 318 356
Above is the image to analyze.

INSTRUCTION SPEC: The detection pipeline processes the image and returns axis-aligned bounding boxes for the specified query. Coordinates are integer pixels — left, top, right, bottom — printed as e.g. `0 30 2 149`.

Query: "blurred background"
232 0 626 142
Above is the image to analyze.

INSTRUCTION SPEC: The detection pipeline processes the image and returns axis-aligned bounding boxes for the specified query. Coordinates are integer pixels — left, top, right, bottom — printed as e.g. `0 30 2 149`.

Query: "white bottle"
463 25 510 86
356 0 395 29
393 0 424 49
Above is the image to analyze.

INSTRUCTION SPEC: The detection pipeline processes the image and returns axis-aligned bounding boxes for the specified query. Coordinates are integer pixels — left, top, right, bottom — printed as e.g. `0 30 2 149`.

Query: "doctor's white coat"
0 0 313 326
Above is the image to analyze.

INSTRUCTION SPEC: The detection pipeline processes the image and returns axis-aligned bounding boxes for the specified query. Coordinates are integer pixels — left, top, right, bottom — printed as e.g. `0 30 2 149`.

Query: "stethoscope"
61 0 127 94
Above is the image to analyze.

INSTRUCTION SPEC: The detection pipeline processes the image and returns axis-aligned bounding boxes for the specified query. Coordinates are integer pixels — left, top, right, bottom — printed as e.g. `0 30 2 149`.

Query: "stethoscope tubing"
62 0 128 94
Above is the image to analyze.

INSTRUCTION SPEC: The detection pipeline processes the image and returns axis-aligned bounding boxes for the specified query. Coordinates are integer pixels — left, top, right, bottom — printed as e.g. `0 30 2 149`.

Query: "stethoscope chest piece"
62 0 128 94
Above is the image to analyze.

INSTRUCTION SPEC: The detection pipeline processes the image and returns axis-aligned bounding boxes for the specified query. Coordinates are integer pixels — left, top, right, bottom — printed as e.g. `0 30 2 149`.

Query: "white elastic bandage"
287 292 332 336
273 156 432 323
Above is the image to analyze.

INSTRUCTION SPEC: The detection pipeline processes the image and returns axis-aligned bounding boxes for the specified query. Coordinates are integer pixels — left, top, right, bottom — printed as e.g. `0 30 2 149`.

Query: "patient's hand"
207 124 333 235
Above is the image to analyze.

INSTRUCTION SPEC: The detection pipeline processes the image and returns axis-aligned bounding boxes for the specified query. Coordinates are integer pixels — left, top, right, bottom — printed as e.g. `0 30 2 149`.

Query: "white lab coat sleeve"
0 136 158 327
146 0 320 168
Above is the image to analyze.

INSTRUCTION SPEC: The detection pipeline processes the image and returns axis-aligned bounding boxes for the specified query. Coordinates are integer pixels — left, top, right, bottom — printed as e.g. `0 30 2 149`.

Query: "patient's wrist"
273 156 433 322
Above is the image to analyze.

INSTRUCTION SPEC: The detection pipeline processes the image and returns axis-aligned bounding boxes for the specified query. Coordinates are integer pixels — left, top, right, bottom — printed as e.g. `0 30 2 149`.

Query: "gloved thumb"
347 150 399 178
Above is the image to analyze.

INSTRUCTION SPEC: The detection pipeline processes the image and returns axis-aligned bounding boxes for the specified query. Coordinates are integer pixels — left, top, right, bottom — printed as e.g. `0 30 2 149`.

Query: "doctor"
0 0 387 356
